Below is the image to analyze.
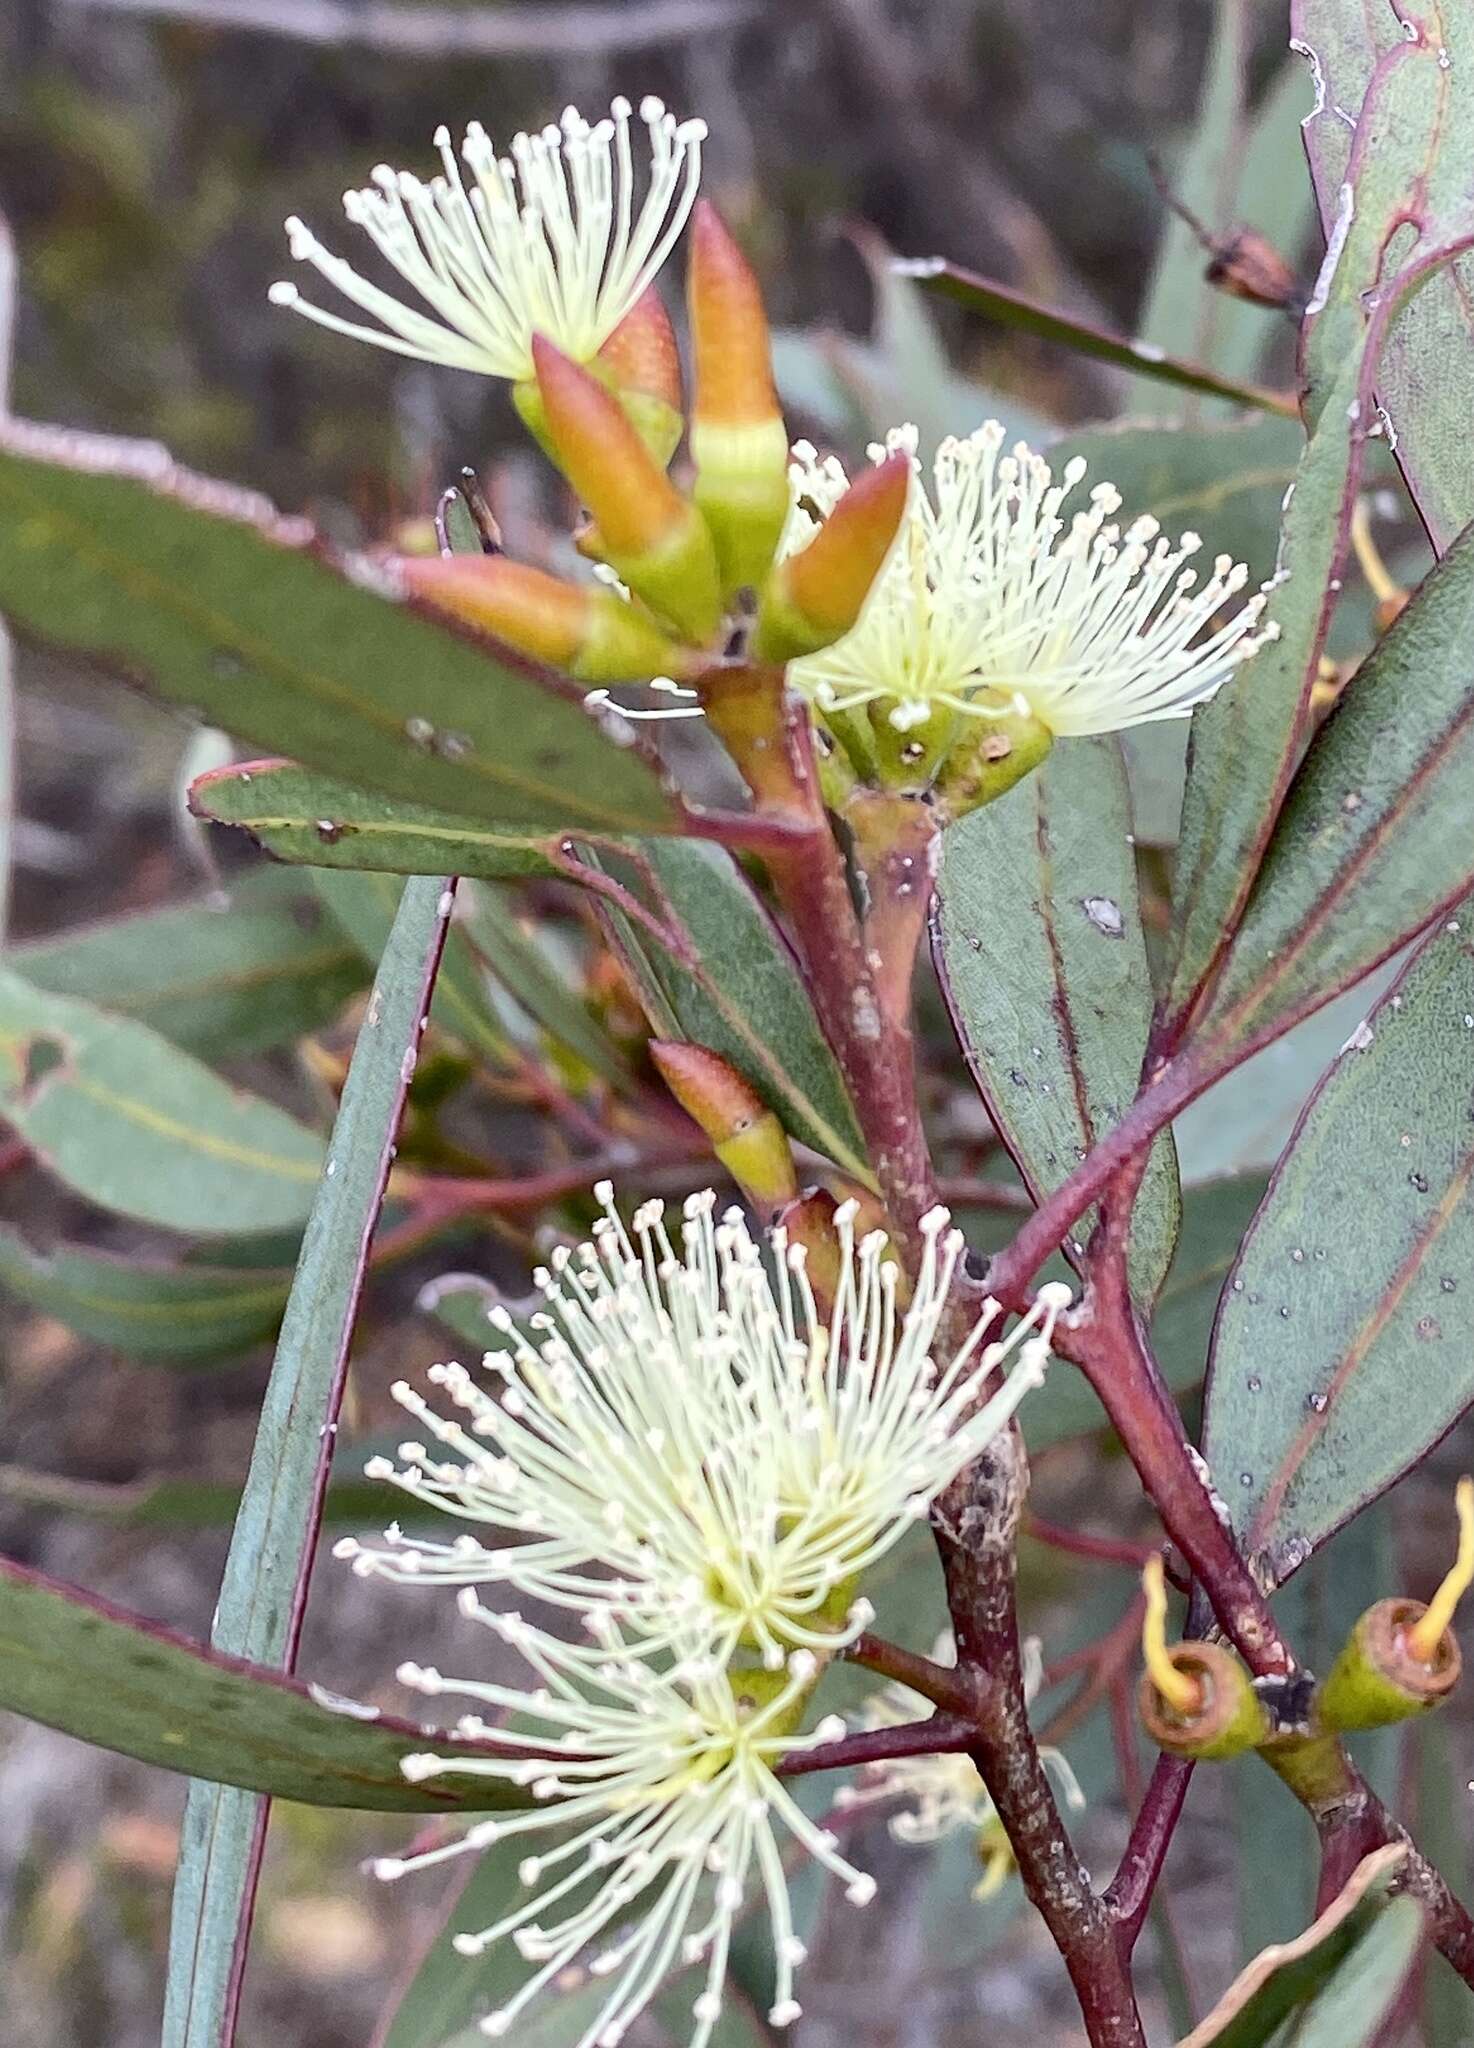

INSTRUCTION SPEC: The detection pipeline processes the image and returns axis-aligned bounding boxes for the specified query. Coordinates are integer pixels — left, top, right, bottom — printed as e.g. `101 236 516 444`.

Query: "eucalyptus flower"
338 1187 1065 1671
270 97 705 381
385 1613 869 2047
784 423 1277 740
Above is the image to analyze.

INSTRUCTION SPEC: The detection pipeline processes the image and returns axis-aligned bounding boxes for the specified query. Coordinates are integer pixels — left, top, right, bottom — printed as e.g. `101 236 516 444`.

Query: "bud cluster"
273 96 1278 814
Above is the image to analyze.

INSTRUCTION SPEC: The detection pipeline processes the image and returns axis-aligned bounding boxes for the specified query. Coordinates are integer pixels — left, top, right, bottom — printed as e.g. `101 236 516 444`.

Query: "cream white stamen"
340 1188 1064 1667
784 423 1279 737
382 1625 867 2048
270 97 705 381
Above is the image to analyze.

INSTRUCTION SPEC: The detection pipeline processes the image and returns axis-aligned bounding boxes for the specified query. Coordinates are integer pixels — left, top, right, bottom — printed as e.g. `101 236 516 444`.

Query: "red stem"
1056 1269 1291 1679
1106 1754 1195 1953
846 1631 979 1719
778 1713 978 1779
1026 1514 1159 1572
703 674 1144 2046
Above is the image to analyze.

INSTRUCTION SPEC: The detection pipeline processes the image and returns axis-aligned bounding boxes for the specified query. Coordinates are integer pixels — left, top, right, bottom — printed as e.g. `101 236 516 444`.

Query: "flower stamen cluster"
340 1188 1065 1666
338 1186 1065 2046
384 1614 866 2047
785 422 1279 742
271 97 706 382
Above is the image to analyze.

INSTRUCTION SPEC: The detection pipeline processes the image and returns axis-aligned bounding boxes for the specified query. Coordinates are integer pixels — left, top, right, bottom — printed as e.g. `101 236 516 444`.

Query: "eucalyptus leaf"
1177 1847 1416 2048
597 839 870 1184
1296 0 1474 553
1168 19 1472 1031
0 420 675 836
189 758 569 882
1204 902 1474 1583
0 1556 531 1812
165 875 458 2047
935 738 1180 1302
905 259 1295 415
0 967 324 1233
0 1226 291 1359
12 865 366 1059
1201 526 1474 1058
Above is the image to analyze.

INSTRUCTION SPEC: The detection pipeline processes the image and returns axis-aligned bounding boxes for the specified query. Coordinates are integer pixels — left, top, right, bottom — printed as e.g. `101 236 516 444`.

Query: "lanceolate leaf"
12 865 366 1060
0 1226 292 1360
1200 524 1474 1059
0 420 676 836
898 258 1296 416
934 738 1181 1302
0 1557 531 1812
164 875 458 2048
1166 25 1474 1033
596 839 871 1183
1203 902 1474 1583
1296 0 1474 554
0 967 324 1233
312 870 513 1070
1176 1846 1418 2048
189 760 569 883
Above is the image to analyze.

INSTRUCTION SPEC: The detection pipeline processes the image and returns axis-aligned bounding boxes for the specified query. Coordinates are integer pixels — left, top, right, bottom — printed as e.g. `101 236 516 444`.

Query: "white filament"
270 97 704 380
784 423 1279 736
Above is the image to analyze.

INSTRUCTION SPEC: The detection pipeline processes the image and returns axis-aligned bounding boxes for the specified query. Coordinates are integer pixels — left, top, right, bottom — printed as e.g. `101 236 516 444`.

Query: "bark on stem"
937 1432 1147 2047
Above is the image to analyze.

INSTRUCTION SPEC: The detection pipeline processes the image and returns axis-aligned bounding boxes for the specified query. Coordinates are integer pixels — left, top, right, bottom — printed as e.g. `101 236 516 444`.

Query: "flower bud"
530 334 722 646
597 287 684 466
933 705 1054 816
401 555 694 685
650 1041 798 1208
752 453 909 664
687 202 790 595
1316 1598 1463 1731
776 1188 845 1314
1317 1476 1472 1730
1137 1558 1271 1760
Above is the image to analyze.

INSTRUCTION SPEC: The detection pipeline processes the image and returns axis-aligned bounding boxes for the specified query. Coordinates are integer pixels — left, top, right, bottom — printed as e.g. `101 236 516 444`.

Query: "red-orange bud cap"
598 287 683 417
688 201 780 431
401 555 691 685
787 452 909 633
533 333 721 644
651 1041 766 1138
650 1040 797 1207
534 334 688 557
403 554 587 667
752 451 910 662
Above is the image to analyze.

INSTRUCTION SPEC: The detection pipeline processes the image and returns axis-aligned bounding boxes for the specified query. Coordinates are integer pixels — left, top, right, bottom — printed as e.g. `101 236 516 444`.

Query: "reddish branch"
1106 1754 1195 1954
778 1712 977 1781
702 672 1144 2045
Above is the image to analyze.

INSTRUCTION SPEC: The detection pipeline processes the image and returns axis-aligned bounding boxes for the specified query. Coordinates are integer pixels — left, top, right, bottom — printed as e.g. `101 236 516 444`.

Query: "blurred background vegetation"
2 5 1432 2046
